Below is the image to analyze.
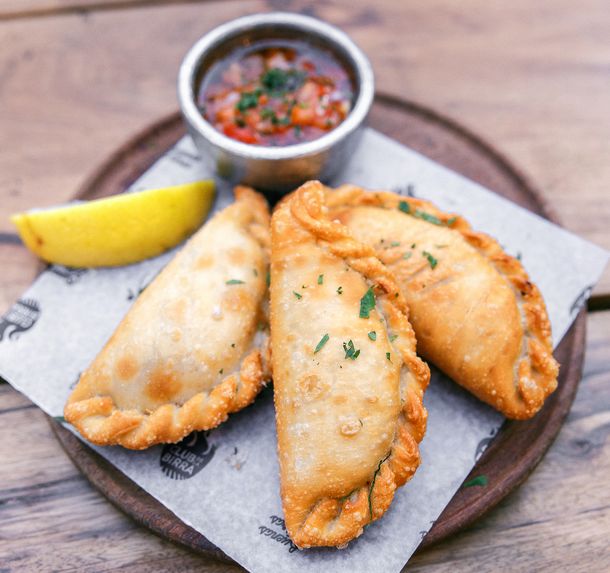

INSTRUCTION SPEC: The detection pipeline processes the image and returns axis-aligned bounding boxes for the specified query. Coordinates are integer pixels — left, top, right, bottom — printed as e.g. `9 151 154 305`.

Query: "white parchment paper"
0 129 607 573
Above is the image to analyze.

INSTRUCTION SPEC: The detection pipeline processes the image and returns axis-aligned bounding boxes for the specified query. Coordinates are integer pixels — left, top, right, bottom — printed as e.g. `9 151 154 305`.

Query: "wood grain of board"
0 0 609 297
1 311 608 572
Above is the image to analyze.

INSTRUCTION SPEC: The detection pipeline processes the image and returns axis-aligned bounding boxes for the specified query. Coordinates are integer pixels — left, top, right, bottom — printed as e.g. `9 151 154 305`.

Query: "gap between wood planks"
0 0 221 23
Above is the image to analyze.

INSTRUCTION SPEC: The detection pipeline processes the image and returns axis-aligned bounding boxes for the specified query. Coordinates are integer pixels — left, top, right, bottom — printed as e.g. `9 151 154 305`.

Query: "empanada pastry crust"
326 184 559 419
65 187 271 449
270 181 430 548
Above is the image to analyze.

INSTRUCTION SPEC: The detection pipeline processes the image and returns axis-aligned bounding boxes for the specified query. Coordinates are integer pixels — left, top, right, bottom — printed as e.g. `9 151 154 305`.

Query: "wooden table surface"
1 1 609 571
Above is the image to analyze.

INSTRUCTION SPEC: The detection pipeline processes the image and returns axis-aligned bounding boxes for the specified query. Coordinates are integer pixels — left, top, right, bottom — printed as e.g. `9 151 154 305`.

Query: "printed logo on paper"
48 265 88 285
0 298 41 342
258 515 298 553
160 431 216 480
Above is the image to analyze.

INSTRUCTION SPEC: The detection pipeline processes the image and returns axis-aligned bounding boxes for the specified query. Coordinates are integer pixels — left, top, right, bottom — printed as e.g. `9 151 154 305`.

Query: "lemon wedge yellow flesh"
11 180 215 268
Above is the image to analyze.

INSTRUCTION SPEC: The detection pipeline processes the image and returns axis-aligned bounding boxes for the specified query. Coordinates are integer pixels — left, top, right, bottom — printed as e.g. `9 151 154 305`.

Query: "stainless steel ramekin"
178 12 374 193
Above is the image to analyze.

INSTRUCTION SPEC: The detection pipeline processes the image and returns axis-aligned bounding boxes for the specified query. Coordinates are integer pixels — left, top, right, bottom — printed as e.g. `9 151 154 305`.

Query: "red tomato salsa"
198 41 354 146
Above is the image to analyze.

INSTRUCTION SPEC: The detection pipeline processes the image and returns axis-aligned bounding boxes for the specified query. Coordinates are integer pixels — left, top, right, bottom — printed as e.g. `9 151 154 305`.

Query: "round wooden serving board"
33 94 585 565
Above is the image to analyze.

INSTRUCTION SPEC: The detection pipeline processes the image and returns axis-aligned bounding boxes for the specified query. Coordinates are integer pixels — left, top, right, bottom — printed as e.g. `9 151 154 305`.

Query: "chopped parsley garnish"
226 279 245 285
343 339 361 360
403 252 412 260
463 475 488 488
266 271 270 287
434 244 448 249
446 216 457 226
415 210 442 225
261 68 304 95
53 416 66 423
219 368 224 375
390 241 400 247
398 200 411 214
386 352 392 362
422 251 438 269
293 291 302 300
318 274 324 285
389 334 398 342
236 91 260 112
253 268 258 276
314 333 329 354
359 287 376 318
411 243 416 248
368 331 377 341
231 343 236 348
337 286 343 295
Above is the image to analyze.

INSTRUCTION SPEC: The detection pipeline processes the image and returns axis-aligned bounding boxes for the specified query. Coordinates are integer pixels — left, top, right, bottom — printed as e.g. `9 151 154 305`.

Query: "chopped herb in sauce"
343 339 360 360
199 41 354 146
314 333 329 354
422 251 438 269
226 279 245 285
368 331 377 341
386 352 392 362
293 291 302 299
318 274 324 285
359 287 376 318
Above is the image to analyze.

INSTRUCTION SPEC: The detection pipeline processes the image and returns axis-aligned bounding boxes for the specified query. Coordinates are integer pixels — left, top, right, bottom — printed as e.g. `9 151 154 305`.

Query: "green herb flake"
314 333 330 354
446 216 457 226
253 268 258 276
359 287 376 318
386 352 392 362
389 334 398 342
337 286 343 295
231 343 236 348
236 91 259 112
343 339 361 360
398 200 411 214
422 251 438 269
434 244 448 249
293 291 303 300
411 243 416 249
266 271 271 287
317 274 324 285
368 331 377 341
390 241 401 247
415 210 443 225
53 416 66 424
403 252 412 260
219 368 224 375
463 475 488 488
226 279 245 285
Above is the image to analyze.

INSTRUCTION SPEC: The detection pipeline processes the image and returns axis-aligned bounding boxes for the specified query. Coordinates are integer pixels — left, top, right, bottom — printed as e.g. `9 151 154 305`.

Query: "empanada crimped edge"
326 184 559 419
273 181 430 548
64 186 271 449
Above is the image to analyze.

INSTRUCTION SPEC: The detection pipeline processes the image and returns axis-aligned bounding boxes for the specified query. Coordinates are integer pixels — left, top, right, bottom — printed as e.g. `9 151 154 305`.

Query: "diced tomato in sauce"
198 41 354 146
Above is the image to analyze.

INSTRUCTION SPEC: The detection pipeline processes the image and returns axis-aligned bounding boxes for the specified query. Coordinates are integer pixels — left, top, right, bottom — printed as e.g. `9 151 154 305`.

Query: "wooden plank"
0 310 608 571
0 0 608 296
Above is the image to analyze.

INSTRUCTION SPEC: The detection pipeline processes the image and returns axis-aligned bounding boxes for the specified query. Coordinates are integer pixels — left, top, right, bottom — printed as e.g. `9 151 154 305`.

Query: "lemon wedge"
11 180 215 268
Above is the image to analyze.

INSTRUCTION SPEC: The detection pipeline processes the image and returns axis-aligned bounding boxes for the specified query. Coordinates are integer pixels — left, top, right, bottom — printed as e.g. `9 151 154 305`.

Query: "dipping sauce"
198 40 354 146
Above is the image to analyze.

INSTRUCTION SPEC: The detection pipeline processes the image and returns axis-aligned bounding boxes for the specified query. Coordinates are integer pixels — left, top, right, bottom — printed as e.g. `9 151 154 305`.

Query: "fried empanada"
64 187 271 449
270 181 430 548
326 184 559 419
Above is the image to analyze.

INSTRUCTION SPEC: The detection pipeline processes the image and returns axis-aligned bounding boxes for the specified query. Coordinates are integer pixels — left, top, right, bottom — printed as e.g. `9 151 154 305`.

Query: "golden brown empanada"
326 184 559 419
65 187 271 449
270 181 430 548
